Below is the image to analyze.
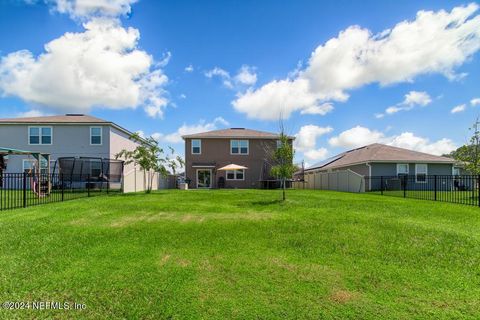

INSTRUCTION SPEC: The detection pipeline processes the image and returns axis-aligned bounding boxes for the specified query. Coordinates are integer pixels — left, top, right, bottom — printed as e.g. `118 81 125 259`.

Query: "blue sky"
0 0 479 165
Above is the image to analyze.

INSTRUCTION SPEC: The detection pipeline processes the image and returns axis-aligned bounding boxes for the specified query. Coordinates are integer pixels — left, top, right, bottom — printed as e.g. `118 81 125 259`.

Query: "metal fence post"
434 175 437 201
23 172 27 208
61 174 64 202
478 175 480 207
380 176 383 195
87 174 91 197
403 175 407 198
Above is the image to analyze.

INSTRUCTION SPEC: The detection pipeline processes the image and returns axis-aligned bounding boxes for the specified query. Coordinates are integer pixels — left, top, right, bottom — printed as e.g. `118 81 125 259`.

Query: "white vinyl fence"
122 166 173 193
293 170 365 193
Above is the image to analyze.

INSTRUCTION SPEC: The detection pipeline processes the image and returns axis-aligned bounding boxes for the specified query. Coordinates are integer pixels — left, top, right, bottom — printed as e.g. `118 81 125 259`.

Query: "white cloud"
471 98 480 106
16 109 50 117
403 91 432 106
328 125 456 155
184 64 194 72
304 148 329 161
300 103 334 115
205 67 233 88
451 104 466 113
233 4 480 120
205 65 257 90
0 6 170 118
329 126 385 148
179 94 187 99
295 125 333 152
382 91 432 116
234 65 257 86
50 0 137 20
389 132 456 155
152 117 229 144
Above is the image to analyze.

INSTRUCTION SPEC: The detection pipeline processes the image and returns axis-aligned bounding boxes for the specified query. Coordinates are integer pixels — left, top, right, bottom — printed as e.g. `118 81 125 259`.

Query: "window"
276 140 282 149
90 127 102 145
453 167 461 176
23 159 48 174
191 139 201 154
415 164 428 183
396 164 409 177
90 161 102 178
23 159 35 173
29 126 52 145
231 140 249 155
226 169 245 180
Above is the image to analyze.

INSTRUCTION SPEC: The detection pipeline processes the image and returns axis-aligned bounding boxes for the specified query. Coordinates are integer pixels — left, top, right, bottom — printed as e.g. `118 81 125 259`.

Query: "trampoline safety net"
54 157 124 185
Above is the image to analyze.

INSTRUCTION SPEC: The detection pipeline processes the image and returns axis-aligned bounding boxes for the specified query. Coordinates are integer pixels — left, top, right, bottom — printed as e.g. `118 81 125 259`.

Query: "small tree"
447 118 480 174
116 133 168 193
270 124 295 201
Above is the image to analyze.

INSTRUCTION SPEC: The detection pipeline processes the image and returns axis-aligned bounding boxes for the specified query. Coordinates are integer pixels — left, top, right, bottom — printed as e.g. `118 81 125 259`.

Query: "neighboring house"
182 128 294 189
304 143 462 190
0 114 140 177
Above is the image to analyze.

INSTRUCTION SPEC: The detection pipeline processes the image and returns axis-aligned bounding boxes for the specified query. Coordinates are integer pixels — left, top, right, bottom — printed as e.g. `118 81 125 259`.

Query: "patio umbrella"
217 164 248 171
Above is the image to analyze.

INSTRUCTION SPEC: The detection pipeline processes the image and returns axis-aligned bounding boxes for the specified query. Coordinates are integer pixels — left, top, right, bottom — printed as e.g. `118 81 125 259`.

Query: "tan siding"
185 138 280 188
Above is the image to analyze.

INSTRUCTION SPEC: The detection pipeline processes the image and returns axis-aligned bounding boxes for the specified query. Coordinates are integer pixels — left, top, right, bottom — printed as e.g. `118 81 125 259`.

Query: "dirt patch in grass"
158 254 191 268
109 211 274 227
329 289 361 304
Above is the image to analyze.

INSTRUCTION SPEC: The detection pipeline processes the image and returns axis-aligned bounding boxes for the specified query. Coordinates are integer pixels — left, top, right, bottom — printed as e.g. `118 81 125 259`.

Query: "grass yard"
1 190 480 319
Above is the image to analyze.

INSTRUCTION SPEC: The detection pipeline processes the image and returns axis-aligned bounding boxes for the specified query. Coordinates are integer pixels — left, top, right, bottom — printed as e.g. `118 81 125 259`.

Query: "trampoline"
53 157 124 190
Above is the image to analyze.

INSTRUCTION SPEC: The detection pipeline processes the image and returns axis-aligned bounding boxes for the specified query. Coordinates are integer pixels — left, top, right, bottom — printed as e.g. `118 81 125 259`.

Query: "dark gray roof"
307 143 455 171
182 128 294 140
0 114 107 123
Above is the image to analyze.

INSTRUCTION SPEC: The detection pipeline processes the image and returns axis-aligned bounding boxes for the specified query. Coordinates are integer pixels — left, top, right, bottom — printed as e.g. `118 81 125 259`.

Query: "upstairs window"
396 164 409 178
415 164 428 183
191 139 201 154
90 127 102 145
226 169 245 180
231 140 249 155
29 126 52 145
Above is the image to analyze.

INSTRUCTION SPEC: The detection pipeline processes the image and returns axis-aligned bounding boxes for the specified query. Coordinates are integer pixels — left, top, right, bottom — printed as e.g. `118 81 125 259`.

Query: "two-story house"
182 128 294 189
0 113 140 178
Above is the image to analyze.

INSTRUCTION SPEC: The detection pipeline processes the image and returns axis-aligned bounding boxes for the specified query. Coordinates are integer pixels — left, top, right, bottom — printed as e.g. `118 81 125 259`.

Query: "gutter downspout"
366 162 372 192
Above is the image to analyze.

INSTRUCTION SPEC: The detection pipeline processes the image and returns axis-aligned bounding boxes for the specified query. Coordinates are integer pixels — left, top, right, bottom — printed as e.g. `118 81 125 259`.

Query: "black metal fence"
0 172 122 212
366 175 480 207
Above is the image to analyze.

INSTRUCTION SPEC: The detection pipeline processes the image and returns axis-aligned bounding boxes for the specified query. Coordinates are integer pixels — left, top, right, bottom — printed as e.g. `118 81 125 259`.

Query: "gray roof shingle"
307 143 455 171
182 128 294 139
0 114 108 124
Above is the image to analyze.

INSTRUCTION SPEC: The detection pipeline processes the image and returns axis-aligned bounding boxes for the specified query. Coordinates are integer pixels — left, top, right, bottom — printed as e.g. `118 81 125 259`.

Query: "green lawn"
1 190 479 319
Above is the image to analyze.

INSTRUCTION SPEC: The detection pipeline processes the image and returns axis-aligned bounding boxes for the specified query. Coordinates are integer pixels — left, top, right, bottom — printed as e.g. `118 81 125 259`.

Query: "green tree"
445 118 480 174
115 133 168 193
270 124 295 201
